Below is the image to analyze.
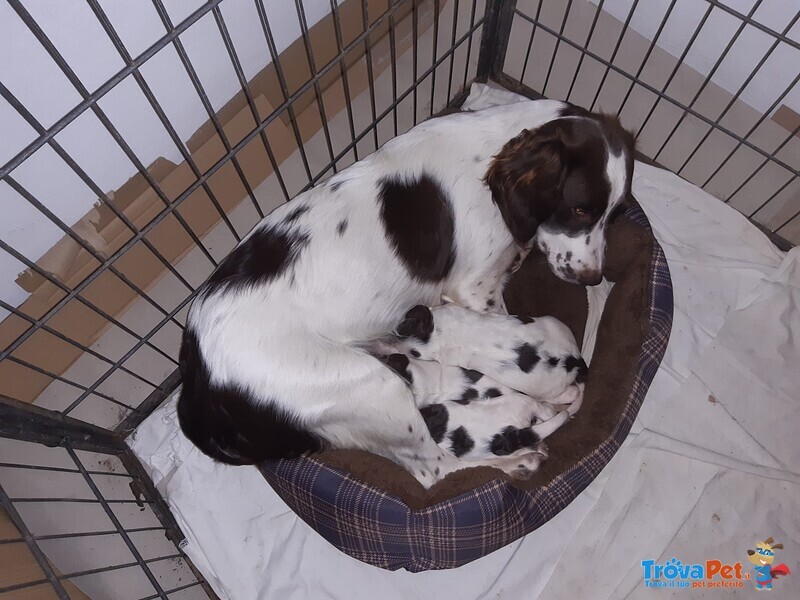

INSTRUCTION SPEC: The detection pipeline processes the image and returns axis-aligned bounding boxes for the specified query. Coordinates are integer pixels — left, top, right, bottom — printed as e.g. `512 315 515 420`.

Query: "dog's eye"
572 207 589 216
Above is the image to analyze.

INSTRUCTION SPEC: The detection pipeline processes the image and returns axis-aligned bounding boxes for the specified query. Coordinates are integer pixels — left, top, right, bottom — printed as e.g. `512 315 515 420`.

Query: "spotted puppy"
393 304 586 414
381 354 568 473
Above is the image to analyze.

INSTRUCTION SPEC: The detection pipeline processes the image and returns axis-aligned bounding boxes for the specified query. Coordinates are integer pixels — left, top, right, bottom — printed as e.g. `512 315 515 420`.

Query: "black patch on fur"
409 349 421 358
380 353 412 384
586 235 591 245
408 425 413 433
484 387 502 398
564 355 588 383
177 329 321 465
284 205 309 224
489 426 540 456
205 225 308 294
515 315 535 324
396 305 434 343
336 219 348 236
454 388 479 405
378 173 455 282
515 343 541 373
448 426 475 457
461 368 484 384
486 298 496 308
473 155 481 163
548 356 560 367
420 404 449 444
330 181 342 192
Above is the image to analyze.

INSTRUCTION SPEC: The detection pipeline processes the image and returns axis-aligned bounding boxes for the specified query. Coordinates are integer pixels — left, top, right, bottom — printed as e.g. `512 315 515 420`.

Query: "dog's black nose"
576 269 603 286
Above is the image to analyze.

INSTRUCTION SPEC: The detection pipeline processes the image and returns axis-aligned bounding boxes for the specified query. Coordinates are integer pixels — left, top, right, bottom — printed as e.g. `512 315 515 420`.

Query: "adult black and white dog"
177 99 634 487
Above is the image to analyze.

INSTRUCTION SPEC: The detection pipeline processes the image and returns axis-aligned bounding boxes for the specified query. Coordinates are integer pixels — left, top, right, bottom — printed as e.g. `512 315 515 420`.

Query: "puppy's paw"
396 305 434 342
508 452 545 480
378 353 412 384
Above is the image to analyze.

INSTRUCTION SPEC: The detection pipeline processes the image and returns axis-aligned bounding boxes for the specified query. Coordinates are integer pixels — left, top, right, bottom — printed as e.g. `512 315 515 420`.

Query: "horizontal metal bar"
139 580 204 600
0 462 132 478
0 298 162 391
10 497 153 504
704 0 800 52
0 0 225 179
57 553 183 582
510 9 799 178
0 237 178 373
1 395 126 453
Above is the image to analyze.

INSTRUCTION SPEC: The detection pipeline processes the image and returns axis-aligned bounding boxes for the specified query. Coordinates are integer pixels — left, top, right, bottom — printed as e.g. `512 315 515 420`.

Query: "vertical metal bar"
475 0 517 82
7 0 220 269
429 0 441 116
614 0 676 115
251 0 314 186
388 6 400 136
412 0 420 123
633 3 714 139
293 0 338 172
329 0 360 161
446 0 461 103
565 0 607 103
588 0 640 111
360 0 380 148
0 483 71 599
461 0 479 91
150 0 286 213
86 0 245 241
212 5 299 192
66 447 169 600
677 14 800 176
519 1 545 86
541 0 574 95
652 0 765 162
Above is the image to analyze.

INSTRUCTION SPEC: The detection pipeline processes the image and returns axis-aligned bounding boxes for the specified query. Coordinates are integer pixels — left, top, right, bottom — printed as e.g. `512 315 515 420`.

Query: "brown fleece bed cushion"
311 214 653 509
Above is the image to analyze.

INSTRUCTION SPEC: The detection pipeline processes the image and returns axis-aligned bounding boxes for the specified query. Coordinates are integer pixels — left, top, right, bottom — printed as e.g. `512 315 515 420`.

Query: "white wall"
0 0 342 317
590 0 800 115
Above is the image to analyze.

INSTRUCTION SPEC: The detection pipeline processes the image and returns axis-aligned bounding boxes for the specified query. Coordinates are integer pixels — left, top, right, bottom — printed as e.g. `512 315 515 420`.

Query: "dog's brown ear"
765 537 774 545
772 543 783 550
484 128 566 244
747 549 755 555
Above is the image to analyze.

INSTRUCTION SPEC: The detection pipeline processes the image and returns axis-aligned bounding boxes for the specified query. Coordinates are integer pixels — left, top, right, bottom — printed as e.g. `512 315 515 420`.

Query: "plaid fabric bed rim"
259 201 673 571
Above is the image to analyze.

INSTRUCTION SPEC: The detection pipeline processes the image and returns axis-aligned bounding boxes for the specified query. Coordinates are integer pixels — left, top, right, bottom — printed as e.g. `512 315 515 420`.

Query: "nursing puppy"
380 353 571 471
177 99 634 487
393 304 586 408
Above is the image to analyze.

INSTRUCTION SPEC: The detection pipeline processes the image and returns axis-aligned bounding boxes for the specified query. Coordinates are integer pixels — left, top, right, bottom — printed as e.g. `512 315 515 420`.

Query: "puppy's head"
485 107 634 286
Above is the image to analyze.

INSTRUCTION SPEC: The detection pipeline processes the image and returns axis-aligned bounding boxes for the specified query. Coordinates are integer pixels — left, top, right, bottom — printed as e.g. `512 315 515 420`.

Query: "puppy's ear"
485 127 567 244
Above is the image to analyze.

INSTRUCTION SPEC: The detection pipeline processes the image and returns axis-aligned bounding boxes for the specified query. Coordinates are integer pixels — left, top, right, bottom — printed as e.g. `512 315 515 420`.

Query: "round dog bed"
259 200 673 571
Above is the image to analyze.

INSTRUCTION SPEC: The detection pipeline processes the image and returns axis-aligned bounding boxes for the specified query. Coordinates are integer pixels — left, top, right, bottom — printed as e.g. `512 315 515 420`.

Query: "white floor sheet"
130 85 800 599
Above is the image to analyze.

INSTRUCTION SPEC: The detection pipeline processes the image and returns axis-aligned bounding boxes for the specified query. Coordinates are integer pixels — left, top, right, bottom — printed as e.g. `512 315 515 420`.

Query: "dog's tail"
176 328 322 465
